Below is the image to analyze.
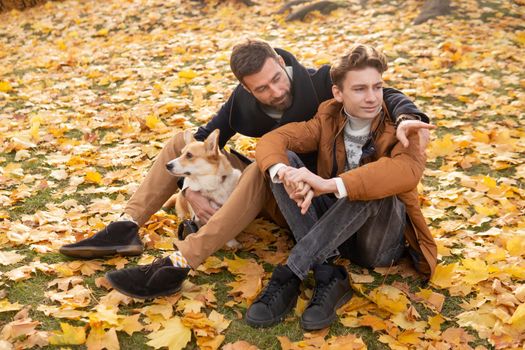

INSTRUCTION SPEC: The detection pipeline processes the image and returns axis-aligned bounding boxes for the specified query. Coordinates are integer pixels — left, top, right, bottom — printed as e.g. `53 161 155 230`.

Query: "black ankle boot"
245 265 301 327
300 264 353 331
59 221 143 259
106 256 190 299
177 219 199 240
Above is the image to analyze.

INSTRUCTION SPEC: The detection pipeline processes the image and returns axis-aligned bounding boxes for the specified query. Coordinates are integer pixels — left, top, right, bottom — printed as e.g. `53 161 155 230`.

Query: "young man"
247 44 437 330
59 40 433 299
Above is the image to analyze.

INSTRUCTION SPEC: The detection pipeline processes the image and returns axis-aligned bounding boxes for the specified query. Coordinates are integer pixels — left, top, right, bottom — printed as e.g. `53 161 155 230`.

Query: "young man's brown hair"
230 39 280 84
330 44 388 89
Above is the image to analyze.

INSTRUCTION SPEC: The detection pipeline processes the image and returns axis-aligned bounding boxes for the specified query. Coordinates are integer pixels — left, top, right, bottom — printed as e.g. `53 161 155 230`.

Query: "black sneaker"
245 265 301 327
106 257 190 299
59 221 143 259
177 219 199 240
300 264 353 331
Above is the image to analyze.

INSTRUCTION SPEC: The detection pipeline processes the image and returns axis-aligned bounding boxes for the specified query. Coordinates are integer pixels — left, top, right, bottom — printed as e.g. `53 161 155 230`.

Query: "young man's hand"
278 166 336 214
277 167 312 214
184 189 219 224
396 120 436 154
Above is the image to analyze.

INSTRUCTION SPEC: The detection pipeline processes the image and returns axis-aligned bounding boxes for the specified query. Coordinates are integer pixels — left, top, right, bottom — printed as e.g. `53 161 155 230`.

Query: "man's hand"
184 189 219 224
283 167 336 196
277 167 315 214
279 167 336 214
396 120 436 154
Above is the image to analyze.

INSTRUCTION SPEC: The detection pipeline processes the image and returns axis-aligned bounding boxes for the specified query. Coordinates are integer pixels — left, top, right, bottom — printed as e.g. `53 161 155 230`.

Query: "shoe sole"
105 272 183 299
300 290 354 331
245 295 298 328
59 245 143 259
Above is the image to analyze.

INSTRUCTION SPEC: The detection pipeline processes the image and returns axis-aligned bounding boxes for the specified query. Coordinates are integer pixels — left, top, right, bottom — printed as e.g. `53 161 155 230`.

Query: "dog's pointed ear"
183 129 195 145
204 129 220 155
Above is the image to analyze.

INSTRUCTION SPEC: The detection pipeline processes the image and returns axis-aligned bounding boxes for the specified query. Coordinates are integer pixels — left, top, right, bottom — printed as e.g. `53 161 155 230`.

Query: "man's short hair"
230 39 280 84
330 44 388 89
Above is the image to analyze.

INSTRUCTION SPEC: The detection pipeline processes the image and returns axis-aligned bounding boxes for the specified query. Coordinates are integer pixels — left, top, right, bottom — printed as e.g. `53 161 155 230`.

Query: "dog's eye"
186 152 193 159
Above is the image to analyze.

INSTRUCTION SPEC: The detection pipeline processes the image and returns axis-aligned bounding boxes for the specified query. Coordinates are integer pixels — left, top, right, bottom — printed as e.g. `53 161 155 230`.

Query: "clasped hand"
277 166 334 215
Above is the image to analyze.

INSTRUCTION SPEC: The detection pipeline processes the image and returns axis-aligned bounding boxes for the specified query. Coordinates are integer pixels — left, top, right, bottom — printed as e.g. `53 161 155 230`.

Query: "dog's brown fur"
164 129 242 222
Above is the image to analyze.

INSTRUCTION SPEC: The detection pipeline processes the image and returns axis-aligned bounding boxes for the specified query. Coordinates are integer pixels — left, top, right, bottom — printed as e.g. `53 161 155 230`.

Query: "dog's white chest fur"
184 169 242 206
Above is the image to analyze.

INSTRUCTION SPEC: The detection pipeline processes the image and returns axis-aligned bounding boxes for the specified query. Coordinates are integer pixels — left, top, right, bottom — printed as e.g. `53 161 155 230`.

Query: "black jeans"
270 152 406 280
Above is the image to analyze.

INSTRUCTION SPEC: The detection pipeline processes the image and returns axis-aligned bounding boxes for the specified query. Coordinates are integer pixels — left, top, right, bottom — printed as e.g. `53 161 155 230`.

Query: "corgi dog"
164 129 242 247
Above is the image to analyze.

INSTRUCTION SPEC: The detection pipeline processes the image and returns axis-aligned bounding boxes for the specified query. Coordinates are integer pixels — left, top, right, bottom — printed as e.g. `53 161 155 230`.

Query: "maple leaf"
104 256 129 270
358 314 389 332
391 312 427 332
222 341 260 350
0 317 40 341
197 335 225 350
0 251 25 265
350 272 374 284
415 289 445 312
509 303 525 331
460 258 489 285
323 334 367 349
428 314 446 332
48 322 86 345
37 305 89 320
197 256 227 274
48 276 84 291
430 263 458 289
0 299 23 313
368 285 409 315
99 290 133 307
116 314 143 336
146 317 191 350
427 134 456 158
86 324 120 350
178 70 197 80
140 303 173 321
46 284 91 308
89 304 120 326
278 329 329 350
77 260 105 276
85 171 103 185
0 81 13 92
176 298 205 314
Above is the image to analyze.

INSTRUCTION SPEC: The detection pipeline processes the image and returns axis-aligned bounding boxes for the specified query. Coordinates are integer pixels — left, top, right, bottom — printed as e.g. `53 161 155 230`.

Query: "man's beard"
265 91 293 112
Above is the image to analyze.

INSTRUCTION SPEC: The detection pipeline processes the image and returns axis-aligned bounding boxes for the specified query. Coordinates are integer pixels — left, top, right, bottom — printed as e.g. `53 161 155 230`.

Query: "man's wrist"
322 178 338 195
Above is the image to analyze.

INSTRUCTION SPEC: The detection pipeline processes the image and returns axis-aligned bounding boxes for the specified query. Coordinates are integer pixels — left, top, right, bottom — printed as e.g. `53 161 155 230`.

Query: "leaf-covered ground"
0 0 524 349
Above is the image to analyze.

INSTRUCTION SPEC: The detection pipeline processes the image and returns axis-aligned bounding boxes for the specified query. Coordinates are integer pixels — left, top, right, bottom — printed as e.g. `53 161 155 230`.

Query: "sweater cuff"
334 177 347 198
268 163 288 183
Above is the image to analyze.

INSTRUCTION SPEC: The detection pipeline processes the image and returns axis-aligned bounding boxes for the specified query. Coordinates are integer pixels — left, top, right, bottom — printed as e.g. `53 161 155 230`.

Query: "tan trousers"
125 131 286 268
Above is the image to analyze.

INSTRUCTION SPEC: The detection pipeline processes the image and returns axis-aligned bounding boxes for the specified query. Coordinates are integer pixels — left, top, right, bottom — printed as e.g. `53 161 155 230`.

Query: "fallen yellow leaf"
48 322 86 345
146 317 191 350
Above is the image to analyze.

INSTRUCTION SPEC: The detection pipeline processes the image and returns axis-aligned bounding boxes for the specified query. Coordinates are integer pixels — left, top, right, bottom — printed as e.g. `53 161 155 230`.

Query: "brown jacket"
255 99 437 277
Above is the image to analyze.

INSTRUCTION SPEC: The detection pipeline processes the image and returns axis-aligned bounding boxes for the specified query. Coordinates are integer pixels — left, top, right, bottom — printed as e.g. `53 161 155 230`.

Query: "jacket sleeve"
339 132 426 200
383 88 429 123
194 94 236 149
255 117 322 173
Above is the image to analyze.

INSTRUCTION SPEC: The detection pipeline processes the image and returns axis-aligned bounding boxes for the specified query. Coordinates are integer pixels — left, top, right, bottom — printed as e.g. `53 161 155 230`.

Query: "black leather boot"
177 219 199 240
245 265 301 327
59 221 143 258
106 257 190 299
300 264 353 331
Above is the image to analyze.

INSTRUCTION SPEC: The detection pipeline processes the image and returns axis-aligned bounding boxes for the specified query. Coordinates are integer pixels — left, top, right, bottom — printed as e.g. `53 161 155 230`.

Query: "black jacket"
194 48 428 148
